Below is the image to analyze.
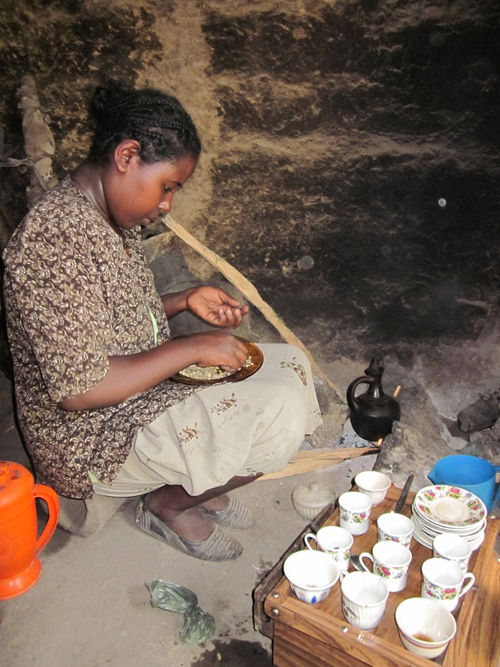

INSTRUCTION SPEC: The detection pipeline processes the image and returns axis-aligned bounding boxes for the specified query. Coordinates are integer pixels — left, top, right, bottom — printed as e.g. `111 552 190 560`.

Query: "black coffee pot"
347 358 401 442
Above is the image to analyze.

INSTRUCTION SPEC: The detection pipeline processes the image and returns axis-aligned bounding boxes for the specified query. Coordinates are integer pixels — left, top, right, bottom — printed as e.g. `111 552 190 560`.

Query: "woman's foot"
136 498 243 561
199 494 255 530
143 493 213 542
199 494 230 512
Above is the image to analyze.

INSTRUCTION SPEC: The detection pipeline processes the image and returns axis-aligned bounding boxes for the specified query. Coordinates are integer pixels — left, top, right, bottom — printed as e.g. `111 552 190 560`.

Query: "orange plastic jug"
0 461 59 599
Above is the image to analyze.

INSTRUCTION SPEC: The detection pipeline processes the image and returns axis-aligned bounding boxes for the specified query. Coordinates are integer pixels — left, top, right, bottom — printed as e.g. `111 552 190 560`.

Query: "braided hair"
87 81 201 165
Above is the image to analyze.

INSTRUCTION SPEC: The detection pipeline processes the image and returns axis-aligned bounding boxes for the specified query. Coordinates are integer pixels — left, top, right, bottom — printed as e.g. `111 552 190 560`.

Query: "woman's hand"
59 329 247 411
60 288 249 411
186 286 249 328
193 329 248 370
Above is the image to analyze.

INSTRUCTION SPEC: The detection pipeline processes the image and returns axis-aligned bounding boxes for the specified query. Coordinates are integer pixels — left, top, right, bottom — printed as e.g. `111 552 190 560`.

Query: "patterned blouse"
3 177 196 499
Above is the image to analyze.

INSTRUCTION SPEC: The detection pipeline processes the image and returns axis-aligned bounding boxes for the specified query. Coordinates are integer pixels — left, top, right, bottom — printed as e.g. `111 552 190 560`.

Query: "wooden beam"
164 214 345 402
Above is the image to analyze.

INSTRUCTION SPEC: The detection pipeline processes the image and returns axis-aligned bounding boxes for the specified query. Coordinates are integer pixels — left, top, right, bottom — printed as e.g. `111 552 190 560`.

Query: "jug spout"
427 465 441 485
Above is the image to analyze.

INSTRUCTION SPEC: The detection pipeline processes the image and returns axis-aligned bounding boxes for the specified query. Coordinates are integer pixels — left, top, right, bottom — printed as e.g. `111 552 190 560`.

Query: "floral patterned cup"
338 492 372 535
360 541 412 593
377 511 414 549
432 533 472 574
304 526 353 572
421 557 475 612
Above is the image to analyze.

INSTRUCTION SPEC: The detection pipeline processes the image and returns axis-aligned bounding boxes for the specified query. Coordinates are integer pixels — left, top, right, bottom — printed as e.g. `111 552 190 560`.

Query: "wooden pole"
256 447 374 481
164 214 345 402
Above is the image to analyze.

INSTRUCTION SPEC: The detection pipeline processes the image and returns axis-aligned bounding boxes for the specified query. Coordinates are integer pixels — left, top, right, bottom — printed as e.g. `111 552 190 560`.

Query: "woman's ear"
113 140 141 173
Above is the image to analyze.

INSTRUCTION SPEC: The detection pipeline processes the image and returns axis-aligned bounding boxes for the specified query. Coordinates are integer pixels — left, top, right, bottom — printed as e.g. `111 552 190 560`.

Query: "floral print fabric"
3 177 196 498
92 345 323 497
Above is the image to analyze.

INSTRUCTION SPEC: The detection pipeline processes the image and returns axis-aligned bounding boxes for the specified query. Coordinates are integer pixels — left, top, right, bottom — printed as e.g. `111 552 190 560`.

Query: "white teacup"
377 511 414 549
433 533 472 574
341 571 389 631
304 526 353 571
359 540 412 593
284 549 340 604
354 470 391 506
396 597 457 659
421 557 475 612
338 492 372 536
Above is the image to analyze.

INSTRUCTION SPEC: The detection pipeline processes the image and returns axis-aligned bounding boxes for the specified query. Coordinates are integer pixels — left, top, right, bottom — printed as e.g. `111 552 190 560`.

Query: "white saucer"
412 515 486 552
412 485 486 531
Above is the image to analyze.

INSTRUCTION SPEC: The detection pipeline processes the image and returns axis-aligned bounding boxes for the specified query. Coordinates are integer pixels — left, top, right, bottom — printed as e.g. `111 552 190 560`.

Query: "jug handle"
492 467 500 512
33 484 60 556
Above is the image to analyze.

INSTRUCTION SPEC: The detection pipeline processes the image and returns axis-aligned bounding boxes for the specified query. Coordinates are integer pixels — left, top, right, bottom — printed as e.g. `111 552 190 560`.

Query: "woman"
3 82 322 561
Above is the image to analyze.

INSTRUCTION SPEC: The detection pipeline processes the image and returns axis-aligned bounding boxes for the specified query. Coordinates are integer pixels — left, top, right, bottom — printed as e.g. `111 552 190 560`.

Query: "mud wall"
1 0 499 362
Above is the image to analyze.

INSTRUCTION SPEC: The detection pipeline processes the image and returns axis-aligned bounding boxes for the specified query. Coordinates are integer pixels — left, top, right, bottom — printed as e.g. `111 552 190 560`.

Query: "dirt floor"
0 370 381 667
1 365 499 667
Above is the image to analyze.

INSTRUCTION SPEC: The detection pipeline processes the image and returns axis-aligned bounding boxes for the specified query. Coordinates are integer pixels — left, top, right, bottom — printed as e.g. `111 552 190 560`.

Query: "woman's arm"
59 329 248 411
163 285 249 326
161 288 195 318
60 287 250 411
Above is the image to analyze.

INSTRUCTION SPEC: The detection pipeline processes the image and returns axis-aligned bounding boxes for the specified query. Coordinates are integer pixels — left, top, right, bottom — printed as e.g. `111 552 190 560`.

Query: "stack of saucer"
411 485 487 551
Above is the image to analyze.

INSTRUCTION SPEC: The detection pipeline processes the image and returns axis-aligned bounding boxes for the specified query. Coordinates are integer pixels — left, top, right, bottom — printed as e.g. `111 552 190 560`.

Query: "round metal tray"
171 337 263 386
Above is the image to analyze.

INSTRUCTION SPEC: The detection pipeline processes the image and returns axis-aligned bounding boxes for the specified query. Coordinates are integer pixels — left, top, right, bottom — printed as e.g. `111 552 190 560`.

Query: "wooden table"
261 486 500 667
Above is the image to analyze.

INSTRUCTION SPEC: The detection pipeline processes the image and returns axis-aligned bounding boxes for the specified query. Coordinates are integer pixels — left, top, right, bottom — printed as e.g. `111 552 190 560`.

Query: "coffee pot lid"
0 461 34 507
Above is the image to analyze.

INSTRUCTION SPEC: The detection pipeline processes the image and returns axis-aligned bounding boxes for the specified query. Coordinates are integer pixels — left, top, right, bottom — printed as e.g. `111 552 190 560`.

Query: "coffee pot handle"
346 377 372 408
33 484 60 556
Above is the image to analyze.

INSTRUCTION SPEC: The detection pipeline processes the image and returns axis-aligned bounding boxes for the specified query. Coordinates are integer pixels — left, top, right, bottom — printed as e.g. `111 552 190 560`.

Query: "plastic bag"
145 580 216 644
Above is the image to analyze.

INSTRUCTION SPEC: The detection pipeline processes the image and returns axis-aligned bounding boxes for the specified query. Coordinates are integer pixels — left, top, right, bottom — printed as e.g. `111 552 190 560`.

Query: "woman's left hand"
186 286 249 327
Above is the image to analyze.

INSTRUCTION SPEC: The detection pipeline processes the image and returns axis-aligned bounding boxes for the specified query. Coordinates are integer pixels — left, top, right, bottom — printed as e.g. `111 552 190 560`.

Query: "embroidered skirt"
92 344 322 497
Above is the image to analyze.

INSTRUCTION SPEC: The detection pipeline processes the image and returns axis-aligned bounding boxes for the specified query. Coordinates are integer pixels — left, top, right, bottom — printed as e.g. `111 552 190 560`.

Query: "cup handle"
459 572 475 597
304 533 317 551
359 552 373 573
33 484 60 556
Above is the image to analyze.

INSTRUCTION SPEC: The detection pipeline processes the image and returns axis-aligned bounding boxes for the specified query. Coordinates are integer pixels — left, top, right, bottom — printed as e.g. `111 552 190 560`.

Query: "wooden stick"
164 214 345 402
17 75 58 208
256 447 374 481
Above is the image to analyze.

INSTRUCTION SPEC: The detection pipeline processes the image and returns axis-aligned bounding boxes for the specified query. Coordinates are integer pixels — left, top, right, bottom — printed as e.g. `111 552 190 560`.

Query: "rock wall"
200 0 500 360
1 0 500 428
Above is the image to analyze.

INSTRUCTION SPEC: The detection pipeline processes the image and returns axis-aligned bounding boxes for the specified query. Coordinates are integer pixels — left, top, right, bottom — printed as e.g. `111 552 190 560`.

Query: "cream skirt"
92 344 322 498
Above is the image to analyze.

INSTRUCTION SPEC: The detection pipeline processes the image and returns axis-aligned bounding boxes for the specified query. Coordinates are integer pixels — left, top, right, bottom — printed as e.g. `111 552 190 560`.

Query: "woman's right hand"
190 329 248 371
59 330 248 411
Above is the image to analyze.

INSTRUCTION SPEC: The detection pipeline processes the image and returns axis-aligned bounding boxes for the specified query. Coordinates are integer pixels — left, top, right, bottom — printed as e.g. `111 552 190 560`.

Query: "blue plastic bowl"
428 455 500 512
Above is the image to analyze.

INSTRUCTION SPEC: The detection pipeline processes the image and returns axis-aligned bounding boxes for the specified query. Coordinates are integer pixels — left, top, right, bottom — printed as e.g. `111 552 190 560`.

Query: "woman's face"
103 149 198 230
